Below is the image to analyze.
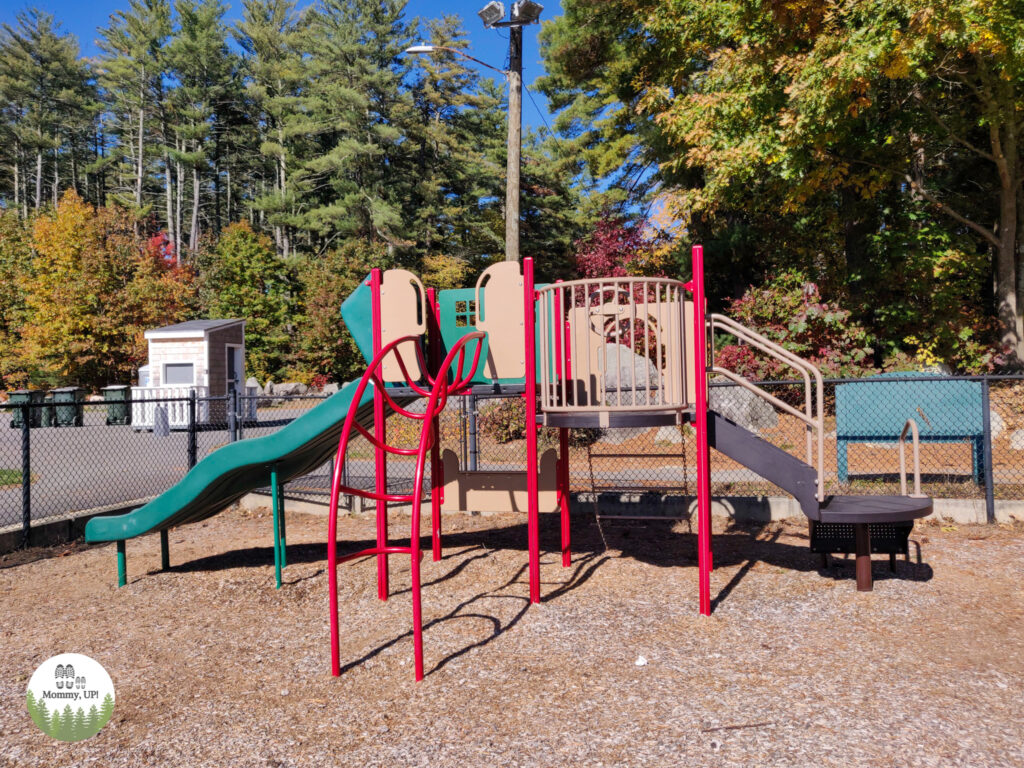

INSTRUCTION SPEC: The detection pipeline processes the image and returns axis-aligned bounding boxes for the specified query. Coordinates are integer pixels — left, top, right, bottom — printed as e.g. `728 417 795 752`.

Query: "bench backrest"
835 373 983 438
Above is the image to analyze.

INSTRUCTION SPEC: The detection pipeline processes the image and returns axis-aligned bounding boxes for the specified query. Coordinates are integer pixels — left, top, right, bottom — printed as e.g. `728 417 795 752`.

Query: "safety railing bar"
709 368 818 428
898 418 926 498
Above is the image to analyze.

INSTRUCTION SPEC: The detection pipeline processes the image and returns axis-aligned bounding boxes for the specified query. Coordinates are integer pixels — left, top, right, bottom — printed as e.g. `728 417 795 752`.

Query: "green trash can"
103 385 132 425
7 389 44 428
41 393 55 427
52 386 86 427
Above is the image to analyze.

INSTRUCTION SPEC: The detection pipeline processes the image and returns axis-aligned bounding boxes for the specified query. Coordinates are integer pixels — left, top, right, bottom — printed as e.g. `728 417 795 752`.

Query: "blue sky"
1 0 561 129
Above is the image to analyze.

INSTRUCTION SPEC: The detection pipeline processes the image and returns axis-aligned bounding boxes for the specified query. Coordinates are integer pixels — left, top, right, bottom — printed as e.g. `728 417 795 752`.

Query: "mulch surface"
2 506 1022 767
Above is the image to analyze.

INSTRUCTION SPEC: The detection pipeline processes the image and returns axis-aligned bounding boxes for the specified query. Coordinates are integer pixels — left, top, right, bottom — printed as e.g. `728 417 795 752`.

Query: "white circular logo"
25 654 115 742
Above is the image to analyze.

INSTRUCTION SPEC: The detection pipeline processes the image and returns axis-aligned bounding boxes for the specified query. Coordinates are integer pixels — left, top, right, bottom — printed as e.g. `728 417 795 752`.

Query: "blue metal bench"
835 372 983 485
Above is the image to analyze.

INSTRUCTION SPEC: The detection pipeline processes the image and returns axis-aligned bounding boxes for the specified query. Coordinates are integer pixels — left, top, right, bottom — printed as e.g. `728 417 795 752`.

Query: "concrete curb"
237 490 1024 525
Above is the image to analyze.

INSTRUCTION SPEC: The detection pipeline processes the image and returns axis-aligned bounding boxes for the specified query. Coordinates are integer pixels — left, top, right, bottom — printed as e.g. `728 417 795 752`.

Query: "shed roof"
144 319 244 339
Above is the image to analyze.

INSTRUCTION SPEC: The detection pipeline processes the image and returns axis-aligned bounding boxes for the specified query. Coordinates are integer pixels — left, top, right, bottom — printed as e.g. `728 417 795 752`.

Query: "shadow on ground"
154 511 932 676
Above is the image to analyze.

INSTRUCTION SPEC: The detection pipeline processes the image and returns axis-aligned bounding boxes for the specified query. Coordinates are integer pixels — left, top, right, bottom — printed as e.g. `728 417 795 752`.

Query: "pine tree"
167 0 236 253
234 0 308 257
85 704 100 738
0 11 96 214
71 706 87 741
98 693 115 729
299 0 413 250
97 0 172 221
58 704 75 741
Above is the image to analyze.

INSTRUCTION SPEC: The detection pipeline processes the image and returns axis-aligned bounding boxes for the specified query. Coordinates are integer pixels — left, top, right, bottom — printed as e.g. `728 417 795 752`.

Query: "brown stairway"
707 410 932 590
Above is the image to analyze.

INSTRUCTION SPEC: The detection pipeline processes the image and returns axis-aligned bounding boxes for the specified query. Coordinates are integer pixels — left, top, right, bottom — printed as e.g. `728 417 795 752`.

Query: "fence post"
980 375 995 524
187 390 198 469
20 403 31 548
467 392 478 472
228 390 238 443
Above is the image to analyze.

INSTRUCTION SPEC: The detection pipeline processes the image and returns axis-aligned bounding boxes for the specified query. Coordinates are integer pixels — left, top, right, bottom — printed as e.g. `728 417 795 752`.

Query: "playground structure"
84 245 934 682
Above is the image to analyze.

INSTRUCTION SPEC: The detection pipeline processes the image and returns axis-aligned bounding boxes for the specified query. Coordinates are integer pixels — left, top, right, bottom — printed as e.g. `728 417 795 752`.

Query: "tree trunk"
52 150 59 206
190 164 200 253
226 168 232 223
176 155 183 256
13 144 20 215
164 153 176 265
35 150 42 210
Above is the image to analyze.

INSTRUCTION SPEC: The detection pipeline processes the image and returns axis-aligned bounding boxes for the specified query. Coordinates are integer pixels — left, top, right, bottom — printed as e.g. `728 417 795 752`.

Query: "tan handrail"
709 313 825 501
898 418 925 498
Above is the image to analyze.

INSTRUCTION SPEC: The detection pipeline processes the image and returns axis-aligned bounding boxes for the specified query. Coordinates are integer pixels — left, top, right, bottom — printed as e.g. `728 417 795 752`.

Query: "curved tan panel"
475 261 525 380
441 448 558 513
379 269 427 383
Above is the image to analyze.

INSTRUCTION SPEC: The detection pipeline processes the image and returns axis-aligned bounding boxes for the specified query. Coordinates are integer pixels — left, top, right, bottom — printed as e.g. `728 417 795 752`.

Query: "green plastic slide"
84 380 377 543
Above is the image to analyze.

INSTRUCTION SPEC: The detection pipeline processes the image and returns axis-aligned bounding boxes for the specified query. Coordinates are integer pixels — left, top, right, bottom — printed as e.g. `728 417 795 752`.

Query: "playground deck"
2 505 1022 767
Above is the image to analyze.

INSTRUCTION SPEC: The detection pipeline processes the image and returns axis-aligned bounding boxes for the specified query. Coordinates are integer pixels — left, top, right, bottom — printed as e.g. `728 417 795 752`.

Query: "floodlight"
405 44 436 54
478 1 506 28
512 1 543 23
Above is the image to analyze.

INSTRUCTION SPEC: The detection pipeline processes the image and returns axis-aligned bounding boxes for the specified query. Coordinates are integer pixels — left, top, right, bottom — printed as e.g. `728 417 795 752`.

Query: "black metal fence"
2 374 1023 546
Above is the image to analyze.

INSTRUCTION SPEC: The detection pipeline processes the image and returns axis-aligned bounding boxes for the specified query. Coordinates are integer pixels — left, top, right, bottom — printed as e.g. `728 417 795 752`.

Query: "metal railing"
536 278 692 416
709 313 826 500
1 374 1022 549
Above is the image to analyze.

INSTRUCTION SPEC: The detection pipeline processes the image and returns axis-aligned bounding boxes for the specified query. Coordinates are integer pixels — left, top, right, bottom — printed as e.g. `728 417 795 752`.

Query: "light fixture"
511 1 543 24
477 1 506 28
405 44 436 54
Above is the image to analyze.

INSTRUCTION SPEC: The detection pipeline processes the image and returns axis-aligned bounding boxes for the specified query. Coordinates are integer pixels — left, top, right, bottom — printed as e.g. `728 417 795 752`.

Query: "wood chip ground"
2 507 1022 767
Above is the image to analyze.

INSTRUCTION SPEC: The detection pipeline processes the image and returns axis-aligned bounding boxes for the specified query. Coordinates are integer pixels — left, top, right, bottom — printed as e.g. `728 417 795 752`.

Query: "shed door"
226 347 243 396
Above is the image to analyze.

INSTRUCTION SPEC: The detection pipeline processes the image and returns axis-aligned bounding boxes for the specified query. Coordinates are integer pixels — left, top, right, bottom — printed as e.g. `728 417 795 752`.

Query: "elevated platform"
539 409 693 429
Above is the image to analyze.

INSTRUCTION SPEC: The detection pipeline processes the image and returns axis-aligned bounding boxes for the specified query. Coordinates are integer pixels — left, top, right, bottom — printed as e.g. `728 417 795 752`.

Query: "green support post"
116 540 126 587
160 529 169 570
271 467 282 589
277 479 287 568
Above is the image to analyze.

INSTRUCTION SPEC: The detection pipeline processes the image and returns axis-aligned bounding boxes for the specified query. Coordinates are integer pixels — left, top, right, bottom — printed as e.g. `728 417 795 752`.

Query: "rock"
1010 430 1024 451
601 427 646 444
654 425 683 444
264 380 273 396
322 382 340 395
919 363 953 375
990 410 1005 439
87 395 104 403
709 378 778 432
601 343 658 406
273 382 308 396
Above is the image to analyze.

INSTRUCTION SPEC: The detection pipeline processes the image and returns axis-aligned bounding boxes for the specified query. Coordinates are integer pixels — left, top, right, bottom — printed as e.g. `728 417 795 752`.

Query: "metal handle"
899 418 925 497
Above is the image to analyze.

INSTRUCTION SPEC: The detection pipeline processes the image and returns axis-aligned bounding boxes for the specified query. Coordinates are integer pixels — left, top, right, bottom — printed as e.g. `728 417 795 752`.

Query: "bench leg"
855 524 872 592
889 552 897 573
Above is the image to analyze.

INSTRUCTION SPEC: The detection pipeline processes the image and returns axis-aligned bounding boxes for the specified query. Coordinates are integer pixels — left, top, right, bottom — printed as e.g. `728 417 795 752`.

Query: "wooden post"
855 524 872 591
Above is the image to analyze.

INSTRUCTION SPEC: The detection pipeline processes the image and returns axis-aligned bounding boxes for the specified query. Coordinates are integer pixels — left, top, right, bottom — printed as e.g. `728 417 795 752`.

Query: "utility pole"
505 25 523 263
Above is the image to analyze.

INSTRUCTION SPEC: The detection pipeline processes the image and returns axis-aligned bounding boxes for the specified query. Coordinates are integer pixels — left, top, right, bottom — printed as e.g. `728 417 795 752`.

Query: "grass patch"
0 469 24 488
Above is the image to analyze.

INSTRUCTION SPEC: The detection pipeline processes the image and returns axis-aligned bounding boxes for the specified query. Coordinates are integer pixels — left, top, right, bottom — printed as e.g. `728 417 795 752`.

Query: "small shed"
143 319 246 395
133 319 246 428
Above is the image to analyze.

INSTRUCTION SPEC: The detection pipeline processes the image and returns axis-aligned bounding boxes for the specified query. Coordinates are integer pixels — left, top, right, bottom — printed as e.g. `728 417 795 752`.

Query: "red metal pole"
427 287 443 562
558 427 571 567
524 258 541 603
370 269 389 600
692 245 712 616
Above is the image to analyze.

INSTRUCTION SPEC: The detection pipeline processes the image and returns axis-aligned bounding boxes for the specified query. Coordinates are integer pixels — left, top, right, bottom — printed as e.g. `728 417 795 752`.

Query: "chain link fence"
2 374 1023 545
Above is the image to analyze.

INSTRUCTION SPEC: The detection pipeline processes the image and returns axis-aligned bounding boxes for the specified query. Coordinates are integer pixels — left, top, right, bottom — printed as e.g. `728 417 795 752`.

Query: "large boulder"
322 382 340 395
601 343 658 407
709 377 778 432
273 382 308 397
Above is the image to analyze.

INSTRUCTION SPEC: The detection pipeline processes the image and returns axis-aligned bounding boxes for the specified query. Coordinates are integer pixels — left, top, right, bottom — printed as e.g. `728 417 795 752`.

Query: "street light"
405 2 543 263
404 44 508 75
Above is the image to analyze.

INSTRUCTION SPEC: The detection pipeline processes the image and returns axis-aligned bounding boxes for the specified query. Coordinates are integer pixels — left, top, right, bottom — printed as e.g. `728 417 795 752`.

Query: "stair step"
818 494 932 524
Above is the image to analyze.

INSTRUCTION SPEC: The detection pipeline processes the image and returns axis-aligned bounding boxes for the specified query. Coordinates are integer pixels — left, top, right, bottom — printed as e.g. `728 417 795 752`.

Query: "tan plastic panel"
475 261 525 380
561 289 692 410
440 448 558 513
379 269 426 383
